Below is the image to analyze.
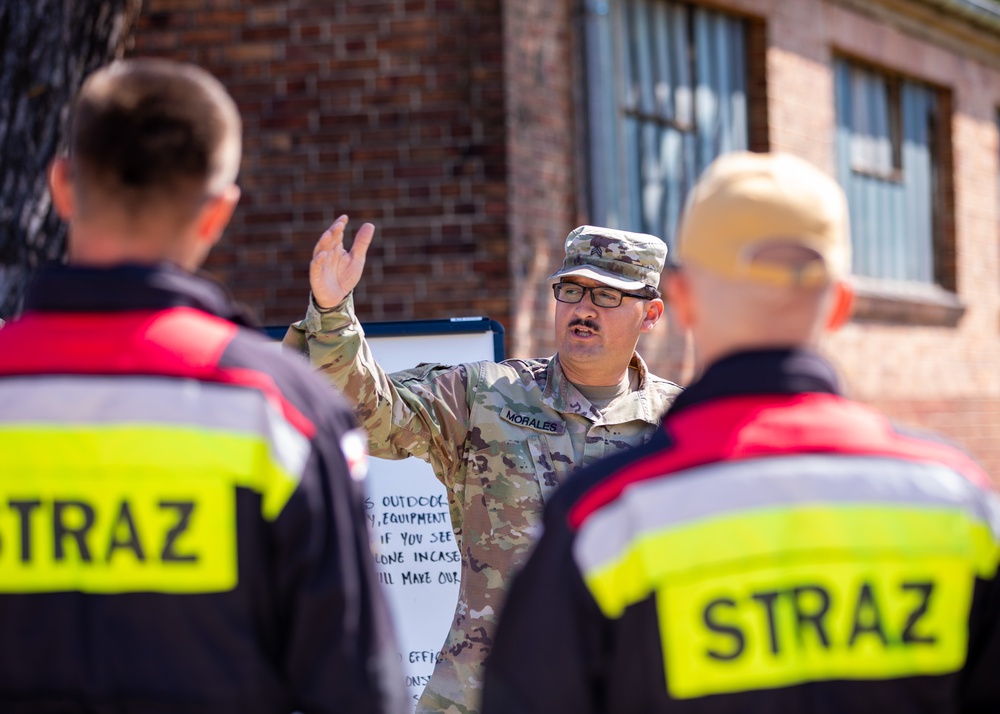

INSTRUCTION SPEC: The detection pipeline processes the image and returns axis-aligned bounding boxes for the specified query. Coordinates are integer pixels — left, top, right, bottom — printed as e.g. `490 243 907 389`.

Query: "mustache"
568 318 600 333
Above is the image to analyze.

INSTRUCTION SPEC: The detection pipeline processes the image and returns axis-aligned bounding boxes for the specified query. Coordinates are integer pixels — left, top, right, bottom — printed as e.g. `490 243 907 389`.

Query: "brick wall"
494 0 1000 471
869 397 1000 478
693 0 1000 473
131 0 512 331
503 0 578 358
130 0 1000 474
818 2 1000 474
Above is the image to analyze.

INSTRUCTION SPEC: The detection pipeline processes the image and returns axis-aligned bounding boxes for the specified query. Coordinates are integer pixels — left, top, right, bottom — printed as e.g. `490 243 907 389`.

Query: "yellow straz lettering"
661 560 972 699
0 480 236 594
9 499 198 565
702 581 935 659
900 582 936 644
703 598 744 660
107 500 145 562
53 500 96 561
159 501 197 563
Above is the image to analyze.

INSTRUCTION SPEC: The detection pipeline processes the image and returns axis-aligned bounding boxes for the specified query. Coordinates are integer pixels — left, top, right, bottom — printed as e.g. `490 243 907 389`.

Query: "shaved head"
69 59 241 219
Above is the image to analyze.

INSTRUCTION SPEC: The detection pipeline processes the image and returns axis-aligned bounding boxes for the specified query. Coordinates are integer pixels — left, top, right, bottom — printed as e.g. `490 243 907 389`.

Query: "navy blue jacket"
484 349 1000 714
0 264 407 714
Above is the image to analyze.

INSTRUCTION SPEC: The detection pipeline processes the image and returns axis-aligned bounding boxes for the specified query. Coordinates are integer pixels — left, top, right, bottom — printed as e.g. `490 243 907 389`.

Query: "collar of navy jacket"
25 262 259 328
667 348 843 416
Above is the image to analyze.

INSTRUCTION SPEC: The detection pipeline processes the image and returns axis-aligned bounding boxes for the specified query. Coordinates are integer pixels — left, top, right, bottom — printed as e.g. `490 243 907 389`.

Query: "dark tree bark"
0 0 141 319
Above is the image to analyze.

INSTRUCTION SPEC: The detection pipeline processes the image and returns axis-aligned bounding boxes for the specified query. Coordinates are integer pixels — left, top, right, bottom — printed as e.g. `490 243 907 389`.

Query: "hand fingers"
313 214 349 258
309 250 329 293
350 222 376 261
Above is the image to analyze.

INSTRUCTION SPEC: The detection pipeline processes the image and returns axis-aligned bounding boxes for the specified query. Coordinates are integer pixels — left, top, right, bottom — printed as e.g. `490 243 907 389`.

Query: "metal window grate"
834 57 938 283
585 0 749 248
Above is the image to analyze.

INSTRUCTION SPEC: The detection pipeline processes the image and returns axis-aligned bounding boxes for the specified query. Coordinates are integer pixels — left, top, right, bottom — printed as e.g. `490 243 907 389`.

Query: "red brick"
249 7 285 25
240 26 291 42
148 0 202 10
130 0 1000 467
198 10 246 25
224 43 280 62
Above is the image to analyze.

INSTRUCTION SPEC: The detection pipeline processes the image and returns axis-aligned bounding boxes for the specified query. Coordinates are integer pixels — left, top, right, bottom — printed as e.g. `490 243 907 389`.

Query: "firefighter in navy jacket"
482 152 1000 713
0 59 406 714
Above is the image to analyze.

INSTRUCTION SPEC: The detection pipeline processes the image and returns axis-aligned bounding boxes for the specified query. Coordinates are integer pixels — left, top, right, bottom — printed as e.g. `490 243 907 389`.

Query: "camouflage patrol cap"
549 225 668 291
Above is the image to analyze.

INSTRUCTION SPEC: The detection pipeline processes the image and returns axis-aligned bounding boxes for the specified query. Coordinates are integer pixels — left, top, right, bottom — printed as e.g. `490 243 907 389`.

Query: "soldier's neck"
572 368 638 411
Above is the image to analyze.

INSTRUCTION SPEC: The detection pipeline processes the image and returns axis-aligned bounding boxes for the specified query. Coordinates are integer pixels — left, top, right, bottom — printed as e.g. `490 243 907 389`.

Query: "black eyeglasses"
552 282 651 308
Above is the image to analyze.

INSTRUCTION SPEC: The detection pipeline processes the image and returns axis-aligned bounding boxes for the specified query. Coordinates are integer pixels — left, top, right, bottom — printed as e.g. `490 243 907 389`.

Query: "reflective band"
0 377 311 521
575 454 1000 581
582 505 999 620
660 556 971 698
573 455 1000 698
0 469 235 594
0 376 270 428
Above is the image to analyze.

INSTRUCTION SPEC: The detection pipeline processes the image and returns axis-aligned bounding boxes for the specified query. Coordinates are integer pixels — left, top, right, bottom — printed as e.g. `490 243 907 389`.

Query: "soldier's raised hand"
310 215 375 309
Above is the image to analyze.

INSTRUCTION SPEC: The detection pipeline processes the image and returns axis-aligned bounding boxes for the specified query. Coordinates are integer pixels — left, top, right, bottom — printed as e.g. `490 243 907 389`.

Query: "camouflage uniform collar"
546 353 659 424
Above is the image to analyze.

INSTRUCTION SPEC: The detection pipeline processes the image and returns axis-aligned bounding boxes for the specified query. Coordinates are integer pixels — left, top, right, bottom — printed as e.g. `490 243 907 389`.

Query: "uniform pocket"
525 435 560 505
463 437 546 547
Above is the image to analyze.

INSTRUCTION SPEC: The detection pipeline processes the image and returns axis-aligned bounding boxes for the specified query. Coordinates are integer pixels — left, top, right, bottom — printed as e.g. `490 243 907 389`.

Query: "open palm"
309 215 375 309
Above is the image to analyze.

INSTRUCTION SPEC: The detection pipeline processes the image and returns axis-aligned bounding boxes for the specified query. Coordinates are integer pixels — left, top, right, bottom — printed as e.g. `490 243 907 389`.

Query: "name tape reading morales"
661 558 971 699
0 475 236 593
500 408 564 435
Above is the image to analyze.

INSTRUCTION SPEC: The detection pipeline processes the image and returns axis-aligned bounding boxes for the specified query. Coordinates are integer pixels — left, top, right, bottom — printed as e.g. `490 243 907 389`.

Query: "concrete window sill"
849 276 966 327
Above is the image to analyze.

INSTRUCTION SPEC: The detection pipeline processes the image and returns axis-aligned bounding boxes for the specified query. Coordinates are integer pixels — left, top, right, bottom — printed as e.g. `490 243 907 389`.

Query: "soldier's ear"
640 298 664 333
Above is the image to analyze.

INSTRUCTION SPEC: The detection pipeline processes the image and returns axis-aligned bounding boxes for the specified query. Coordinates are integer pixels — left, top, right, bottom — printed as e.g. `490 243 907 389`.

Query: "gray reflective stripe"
0 375 312 480
574 453 994 575
983 489 1000 539
264 391 311 482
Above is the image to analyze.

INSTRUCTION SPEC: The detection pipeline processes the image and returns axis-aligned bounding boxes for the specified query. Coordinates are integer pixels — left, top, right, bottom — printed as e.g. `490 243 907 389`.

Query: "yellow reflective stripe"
583 505 998 619
660 557 971 698
579 504 995 699
1 426 301 521
0 472 235 593
0 426 306 593
972 520 1000 578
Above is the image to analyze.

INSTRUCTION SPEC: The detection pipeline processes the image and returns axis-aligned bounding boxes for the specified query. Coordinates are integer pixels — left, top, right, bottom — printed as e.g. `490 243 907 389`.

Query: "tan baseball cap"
675 152 851 286
549 225 668 291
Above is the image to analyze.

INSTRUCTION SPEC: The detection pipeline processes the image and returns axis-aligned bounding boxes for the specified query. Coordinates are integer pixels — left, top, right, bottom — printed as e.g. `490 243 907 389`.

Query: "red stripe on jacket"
569 393 990 529
0 308 316 440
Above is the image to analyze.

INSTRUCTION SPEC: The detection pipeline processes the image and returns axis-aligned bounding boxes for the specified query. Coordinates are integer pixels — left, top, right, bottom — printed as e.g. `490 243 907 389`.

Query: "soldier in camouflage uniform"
283 218 682 714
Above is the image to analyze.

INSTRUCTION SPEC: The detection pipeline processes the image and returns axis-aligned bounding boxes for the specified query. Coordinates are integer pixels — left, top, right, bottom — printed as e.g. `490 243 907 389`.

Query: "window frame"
833 54 962 326
582 0 763 249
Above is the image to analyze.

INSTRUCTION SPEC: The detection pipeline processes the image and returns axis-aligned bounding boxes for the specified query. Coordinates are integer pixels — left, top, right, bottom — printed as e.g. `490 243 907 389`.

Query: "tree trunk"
0 0 141 319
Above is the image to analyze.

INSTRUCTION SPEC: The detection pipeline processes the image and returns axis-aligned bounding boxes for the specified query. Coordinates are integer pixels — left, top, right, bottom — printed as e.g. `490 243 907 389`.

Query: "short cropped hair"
69 58 241 209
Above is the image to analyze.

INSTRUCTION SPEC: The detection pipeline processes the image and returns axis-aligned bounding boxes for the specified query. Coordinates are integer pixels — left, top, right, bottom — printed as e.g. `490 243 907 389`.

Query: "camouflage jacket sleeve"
281 294 473 489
